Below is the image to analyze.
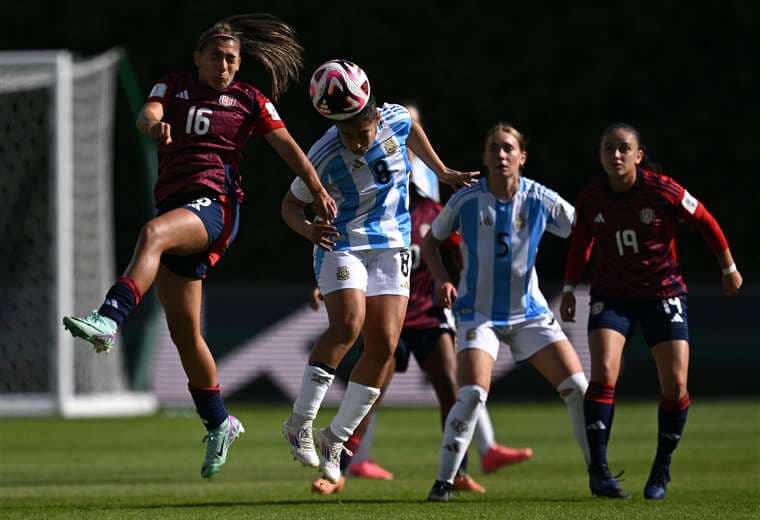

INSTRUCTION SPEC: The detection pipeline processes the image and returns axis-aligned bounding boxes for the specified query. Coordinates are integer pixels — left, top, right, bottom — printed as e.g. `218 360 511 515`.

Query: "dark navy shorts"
157 191 240 280
395 326 454 373
588 294 689 347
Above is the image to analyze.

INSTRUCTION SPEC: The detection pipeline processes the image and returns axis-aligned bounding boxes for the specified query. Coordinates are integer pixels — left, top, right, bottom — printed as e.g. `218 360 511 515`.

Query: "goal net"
0 49 157 417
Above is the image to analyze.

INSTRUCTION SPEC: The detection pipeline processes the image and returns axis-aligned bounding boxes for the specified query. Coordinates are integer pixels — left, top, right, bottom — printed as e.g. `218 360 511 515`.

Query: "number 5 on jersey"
186 106 212 135
615 229 639 255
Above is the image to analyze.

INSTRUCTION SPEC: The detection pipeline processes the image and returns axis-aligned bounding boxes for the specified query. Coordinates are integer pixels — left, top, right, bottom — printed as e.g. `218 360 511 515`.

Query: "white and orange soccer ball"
309 59 371 120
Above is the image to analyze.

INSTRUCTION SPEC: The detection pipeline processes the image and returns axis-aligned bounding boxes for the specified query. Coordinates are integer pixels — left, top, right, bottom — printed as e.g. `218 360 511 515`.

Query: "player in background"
310 153 533 495
424 123 591 502
559 123 742 499
62 14 336 478
281 61 478 485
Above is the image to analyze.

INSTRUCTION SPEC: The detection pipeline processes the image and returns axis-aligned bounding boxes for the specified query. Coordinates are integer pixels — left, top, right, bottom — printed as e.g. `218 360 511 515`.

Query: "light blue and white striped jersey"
431 177 575 326
290 103 413 251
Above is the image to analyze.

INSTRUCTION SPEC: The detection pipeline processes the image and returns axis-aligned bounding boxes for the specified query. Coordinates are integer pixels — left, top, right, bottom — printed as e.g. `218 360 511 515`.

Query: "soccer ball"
309 59 371 120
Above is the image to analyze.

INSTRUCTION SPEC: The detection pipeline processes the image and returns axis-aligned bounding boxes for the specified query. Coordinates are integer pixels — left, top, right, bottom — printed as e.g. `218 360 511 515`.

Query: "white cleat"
283 419 319 468
317 428 350 484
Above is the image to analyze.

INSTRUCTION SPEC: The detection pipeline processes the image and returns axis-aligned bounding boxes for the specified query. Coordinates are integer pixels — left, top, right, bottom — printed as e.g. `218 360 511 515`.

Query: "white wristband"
722 263 737 275
562 284 576 294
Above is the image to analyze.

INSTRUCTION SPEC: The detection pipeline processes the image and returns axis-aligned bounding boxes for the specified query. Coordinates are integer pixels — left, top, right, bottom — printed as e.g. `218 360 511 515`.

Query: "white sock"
291 364 335 422
558 372 590 466
329 381 381 442
352 413 376 464
473 405 496 456
436 385 488 483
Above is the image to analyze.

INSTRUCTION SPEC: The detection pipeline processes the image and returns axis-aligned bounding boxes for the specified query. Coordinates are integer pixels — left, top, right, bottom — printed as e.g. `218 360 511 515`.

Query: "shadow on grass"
1 496 595 511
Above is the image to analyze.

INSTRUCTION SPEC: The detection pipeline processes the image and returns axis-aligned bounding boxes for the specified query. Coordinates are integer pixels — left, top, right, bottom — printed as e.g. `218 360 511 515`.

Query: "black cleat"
427 480 455 502
644 463 671 500
589 465 631 498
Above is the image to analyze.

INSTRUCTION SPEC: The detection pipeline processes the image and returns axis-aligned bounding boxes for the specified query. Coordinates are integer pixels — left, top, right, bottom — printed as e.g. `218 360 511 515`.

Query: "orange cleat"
311 476 346 495
481 444 533 474
453 472 486 493
347 459 394 480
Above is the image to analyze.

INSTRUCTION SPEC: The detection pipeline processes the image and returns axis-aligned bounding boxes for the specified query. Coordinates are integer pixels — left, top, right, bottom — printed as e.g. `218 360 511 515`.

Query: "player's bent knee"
140 220 169 250
557 372 589 401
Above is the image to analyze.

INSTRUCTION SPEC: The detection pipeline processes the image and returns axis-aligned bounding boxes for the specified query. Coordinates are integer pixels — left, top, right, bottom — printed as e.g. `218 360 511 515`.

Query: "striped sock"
584 382 616 471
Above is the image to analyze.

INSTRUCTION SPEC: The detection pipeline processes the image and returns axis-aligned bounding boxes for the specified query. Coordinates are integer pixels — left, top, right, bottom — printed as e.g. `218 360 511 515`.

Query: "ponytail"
197 13 303 102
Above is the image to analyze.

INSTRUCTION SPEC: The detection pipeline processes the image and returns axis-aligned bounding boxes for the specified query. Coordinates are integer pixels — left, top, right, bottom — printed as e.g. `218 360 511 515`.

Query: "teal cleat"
62 311 118 353
201 415 245 478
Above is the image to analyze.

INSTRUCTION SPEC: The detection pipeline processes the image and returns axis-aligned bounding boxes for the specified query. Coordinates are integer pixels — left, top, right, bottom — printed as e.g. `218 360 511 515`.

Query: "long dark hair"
197 13 303 102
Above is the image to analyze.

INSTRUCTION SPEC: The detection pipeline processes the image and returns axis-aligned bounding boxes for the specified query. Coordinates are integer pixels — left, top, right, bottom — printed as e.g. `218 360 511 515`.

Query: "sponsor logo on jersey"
593 213 605 224
591 301 605 316
640 208 655 224
681 190 698 214
382 137 399 155
351 158 365 171
150 83 167 98
218 94 235 106
336 266 350 281
174 89 189 100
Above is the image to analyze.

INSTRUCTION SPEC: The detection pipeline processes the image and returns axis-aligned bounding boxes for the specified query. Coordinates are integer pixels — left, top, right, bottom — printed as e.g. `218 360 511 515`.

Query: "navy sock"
98 277 141 327
584 382 616 471
189 384 228 431
655 393 690 466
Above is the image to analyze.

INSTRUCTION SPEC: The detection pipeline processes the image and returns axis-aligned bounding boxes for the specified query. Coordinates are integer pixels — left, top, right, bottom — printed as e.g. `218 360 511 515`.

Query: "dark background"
3 1 757 283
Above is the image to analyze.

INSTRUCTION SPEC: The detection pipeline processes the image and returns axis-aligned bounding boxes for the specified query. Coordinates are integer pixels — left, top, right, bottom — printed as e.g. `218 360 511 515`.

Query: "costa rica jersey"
147 72 285 206
566 168 722 299
431 177 575 326
290 103 412 251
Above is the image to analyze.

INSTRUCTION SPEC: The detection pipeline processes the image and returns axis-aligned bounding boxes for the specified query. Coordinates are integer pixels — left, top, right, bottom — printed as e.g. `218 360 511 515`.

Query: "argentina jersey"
291 103 413 251
431 177 575 326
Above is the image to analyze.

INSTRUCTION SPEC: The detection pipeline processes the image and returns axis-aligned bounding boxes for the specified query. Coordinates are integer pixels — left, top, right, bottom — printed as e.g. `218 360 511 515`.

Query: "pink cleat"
347 459 394 480
481 444 533 474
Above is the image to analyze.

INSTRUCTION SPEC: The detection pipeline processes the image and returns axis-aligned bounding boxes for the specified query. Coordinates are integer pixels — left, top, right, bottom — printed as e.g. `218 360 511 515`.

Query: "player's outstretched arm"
266 128 337 220
406 122 477 189
281 190 339 251
136 101 171 145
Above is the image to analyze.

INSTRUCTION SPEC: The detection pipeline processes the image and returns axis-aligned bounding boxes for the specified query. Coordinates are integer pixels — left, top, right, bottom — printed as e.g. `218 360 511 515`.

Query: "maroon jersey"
565 169 728 299
405 197 461 329
147 72 285 206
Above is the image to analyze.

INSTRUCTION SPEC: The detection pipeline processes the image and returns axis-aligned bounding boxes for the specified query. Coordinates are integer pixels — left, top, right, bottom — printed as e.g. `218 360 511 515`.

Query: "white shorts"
315 248 411 297
456 313 567 361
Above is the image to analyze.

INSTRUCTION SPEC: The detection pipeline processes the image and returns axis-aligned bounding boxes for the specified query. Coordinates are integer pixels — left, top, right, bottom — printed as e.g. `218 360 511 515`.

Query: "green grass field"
1 401 758 519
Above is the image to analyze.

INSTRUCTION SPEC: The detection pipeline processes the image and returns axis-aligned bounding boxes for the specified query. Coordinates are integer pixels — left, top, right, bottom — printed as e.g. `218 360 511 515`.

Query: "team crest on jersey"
591 302 605 316
336 267 350 281
382 137 399 155
218 94 236 107
514 214 526 230
640 208 655 224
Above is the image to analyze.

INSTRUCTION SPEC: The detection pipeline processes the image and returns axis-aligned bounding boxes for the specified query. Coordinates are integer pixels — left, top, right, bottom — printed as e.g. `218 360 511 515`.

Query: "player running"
62 14 336 478
559 123 742 499
280 60 477 485
424 123 591 502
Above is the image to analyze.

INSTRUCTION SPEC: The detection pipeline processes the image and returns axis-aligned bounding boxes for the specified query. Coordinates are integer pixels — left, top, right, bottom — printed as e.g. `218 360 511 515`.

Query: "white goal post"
0 49 157 417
